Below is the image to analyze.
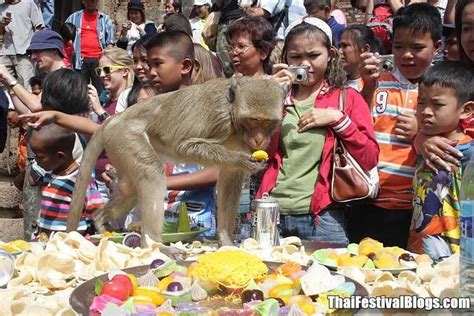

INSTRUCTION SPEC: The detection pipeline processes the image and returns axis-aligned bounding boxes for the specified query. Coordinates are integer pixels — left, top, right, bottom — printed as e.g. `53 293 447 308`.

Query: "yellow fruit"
131 295 154 305
103 231 113 237
156 276 174 291
128 273 139 289
327 251 339 262
295 301 316 315
0 244 16 253
344 255 368 268
133 287 166 306
8 240 31 251
374 251 399 269
337 253 352 267
359 238 383 256
268 283 295 298
251 150 269 161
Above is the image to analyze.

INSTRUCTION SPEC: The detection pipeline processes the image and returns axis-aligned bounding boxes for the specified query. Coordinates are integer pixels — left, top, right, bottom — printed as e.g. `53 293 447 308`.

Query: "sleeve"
116 39 128 50
30 0 44 28
115 88 131 113
328 88 379 171
144 22 158 36
84 179 105 215
105 15 116 46
259 0 279 16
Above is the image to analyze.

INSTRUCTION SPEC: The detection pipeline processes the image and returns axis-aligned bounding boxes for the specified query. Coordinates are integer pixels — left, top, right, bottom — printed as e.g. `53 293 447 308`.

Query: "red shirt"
63 41 74 68
257 86 379 216
81 11 102 58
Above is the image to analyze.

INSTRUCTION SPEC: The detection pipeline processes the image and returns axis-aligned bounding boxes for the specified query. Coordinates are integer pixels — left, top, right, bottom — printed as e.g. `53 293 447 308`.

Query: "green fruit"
178 202 191 233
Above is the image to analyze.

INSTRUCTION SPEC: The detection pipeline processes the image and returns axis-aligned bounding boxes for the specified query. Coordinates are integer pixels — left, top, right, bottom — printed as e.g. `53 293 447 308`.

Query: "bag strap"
334 88 347 153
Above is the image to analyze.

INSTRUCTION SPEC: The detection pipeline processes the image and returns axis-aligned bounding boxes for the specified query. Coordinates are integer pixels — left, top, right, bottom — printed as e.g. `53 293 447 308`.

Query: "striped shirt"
371 70 418 210
38 166 104 231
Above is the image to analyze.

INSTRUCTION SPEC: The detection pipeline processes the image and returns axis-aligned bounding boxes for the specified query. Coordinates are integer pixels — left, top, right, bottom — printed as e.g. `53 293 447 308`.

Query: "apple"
112 274 134 296
100 280 130 301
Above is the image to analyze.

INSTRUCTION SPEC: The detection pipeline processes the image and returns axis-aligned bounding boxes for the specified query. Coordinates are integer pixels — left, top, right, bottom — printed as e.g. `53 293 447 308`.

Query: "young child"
59 22 76 69
408 61 473 258
28 124 104 237
349 3 442 248
144 31 219 237
304 0 345 45
260 17 378 244
339 24 381 91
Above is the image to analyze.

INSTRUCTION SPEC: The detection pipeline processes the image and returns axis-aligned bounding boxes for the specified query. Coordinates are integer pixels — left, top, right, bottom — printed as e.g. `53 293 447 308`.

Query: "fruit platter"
70 249 369 315
311 238 432 274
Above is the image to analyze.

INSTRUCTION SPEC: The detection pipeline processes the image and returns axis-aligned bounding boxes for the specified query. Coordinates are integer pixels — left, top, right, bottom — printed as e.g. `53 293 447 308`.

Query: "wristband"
98 112 110 123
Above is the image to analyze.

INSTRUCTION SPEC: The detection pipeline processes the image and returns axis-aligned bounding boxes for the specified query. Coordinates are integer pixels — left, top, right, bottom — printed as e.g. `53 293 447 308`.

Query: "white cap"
285 16 333 44
194 0 212 6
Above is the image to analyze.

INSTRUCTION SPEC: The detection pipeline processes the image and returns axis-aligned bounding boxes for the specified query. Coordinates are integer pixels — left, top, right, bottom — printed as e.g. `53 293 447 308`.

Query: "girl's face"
132 46 149 82
461 2 474 62
128 9 144 24
285 33 332 87
339 32 361 75
229 32 267 76
99 56 129 93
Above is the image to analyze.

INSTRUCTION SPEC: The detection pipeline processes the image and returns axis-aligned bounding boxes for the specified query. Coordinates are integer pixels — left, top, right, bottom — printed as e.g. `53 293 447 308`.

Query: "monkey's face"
239 118 280 151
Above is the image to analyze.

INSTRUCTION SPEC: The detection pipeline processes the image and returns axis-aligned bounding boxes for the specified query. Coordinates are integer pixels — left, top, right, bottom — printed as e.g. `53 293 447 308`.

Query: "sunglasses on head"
95 65 126 76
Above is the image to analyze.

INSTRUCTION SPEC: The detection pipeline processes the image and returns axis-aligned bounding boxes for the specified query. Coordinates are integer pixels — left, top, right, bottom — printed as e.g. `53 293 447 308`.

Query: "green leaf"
95 278 105 295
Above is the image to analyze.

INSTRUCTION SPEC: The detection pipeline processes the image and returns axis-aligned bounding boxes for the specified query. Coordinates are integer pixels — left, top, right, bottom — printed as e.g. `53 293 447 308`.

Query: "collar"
284 80 330 106
393 69 418 88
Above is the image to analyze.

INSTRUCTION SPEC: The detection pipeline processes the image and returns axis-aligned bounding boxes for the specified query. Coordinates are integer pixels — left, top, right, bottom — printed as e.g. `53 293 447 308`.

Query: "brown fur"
66 77 285 245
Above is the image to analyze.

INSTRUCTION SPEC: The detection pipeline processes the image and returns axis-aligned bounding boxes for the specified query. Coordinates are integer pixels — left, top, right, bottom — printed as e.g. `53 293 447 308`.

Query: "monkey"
66 76 285 246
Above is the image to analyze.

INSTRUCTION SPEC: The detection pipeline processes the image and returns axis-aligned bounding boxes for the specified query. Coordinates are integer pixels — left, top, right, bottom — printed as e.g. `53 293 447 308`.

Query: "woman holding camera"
257 18 378 244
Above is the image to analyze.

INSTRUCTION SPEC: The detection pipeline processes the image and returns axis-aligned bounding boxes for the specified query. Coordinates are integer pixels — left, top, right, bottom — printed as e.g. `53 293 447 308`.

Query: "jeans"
279 207 349 245
79 57 104 96
41 0 54 29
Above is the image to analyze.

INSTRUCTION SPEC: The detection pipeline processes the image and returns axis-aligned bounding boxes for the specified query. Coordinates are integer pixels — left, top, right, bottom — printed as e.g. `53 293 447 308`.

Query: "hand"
7 111 22 128
0 16 11 28
88 84 105 115
271 63 294 90
360 52 381 88
413 133 462 173
394 110 417 142
19 111 58 129
121 20 132 31
0 64 15 86
101 164 117 189
298 108 343 132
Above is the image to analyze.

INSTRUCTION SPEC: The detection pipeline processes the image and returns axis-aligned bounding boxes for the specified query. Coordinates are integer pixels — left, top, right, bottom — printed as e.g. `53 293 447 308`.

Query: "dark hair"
162 13 193 37
145 30 195 62
420 61 474 105
171 0 183 13
127 81 159 107
227 16 276 75
131 34 151 52
31 123 75 156
127 7 145 22
29 74 45 88
283 22 346 88
455 0 474 64
59 22 76 42
342 24 381 54
304 0 330 10
41 68 89 114
393 3 442 43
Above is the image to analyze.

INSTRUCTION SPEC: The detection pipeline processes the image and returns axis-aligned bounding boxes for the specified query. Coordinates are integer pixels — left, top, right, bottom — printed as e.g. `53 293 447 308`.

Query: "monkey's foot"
158 245 187 261
218 233 234 246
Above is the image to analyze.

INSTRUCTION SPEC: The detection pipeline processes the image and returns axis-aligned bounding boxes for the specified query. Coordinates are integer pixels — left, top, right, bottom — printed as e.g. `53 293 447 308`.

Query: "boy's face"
417 83 466 137
29 137 60 172
147 46 184 93
393 28 439 81
305 4 330 21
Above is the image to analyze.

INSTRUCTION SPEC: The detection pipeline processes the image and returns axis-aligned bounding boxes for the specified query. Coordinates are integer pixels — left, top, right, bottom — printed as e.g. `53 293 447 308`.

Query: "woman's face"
194 4 209 19
339 32 361 75
461 2 474 62
229 32 267 76
132 46 149 82
285 34 331 88
99 56 128 93
128 9 144 24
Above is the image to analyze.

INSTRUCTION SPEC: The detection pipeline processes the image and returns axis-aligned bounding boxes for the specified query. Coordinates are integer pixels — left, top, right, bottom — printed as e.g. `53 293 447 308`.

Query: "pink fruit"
112 274 134 296
101 280 130 301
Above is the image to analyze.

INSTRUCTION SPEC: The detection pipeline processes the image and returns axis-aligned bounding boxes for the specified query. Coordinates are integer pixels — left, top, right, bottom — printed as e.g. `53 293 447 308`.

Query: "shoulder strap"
338 88 346 112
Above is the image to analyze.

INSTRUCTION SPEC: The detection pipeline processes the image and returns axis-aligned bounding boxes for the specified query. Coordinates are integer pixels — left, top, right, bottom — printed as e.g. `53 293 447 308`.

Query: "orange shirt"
371 70 418 210
80 10 102 58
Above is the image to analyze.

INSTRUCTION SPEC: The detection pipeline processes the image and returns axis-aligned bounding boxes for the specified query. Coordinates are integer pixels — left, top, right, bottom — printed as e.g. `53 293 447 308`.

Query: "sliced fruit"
133 286 166 306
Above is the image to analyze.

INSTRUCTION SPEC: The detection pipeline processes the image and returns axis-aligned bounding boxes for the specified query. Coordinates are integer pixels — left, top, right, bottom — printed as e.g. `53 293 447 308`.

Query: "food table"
0 233 463 315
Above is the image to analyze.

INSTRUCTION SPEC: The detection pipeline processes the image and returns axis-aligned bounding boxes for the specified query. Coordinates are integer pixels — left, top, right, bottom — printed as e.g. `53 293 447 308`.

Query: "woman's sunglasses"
95 65 126 77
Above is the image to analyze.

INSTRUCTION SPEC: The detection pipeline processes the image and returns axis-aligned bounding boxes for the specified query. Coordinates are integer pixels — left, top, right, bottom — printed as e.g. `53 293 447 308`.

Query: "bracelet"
98 112 110 123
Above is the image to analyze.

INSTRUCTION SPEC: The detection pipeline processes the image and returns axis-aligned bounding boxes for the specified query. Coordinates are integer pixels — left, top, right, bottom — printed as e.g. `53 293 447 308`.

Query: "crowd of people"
0 0 473 261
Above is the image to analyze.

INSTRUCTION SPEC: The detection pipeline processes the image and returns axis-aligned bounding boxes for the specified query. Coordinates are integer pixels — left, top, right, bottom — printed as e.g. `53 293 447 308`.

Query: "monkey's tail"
66 127 105 232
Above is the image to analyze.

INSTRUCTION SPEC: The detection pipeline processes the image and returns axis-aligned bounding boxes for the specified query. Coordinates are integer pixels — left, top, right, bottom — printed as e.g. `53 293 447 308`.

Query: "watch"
98 111 110 123
8 78 18 89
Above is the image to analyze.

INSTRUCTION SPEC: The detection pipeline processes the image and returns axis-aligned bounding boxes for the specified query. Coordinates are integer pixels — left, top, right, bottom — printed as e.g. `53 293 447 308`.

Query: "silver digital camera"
288 65 309 84
379 54 395 72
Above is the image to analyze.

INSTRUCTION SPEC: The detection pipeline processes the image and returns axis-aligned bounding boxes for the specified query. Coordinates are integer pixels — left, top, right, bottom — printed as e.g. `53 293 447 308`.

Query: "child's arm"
359 52 381 106
19 111 100 136
387 0 403 14
166 166 220 190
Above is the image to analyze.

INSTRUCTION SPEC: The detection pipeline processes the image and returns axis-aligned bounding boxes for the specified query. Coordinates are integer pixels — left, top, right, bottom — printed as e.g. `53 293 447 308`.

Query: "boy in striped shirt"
349 3 442 248
28 124 104 237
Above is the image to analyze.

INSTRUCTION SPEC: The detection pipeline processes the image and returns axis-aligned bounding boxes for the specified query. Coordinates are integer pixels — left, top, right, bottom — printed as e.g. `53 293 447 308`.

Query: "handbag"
331 89 380 203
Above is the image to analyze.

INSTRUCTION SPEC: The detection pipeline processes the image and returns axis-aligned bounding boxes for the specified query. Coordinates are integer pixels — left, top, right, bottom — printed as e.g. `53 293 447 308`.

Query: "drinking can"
250 193 280 248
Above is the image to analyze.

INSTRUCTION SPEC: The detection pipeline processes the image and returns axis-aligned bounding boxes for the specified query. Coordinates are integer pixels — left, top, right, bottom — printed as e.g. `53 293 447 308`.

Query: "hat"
285 17 333 44
128 0 145 10
194 0 212 6
27 29 65 57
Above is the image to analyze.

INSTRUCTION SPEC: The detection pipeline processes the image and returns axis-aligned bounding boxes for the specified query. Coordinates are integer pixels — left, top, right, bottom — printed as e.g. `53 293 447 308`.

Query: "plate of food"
0 239 34 256
70 250 369 315
311 238 432 274
90 227 211 246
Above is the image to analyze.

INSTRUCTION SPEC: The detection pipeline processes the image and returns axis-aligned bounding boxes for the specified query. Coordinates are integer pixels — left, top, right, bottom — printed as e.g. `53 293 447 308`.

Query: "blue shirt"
66 10 115 70
327 16 345 46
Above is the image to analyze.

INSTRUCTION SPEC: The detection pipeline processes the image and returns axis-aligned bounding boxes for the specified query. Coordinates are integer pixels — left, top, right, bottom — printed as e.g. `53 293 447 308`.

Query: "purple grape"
167 281 183 292
122 232 141 248
150 259 165 269
241 289 264 303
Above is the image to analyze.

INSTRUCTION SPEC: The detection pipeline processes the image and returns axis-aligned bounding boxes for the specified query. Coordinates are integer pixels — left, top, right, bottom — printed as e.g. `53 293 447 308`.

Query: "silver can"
250 193 280 248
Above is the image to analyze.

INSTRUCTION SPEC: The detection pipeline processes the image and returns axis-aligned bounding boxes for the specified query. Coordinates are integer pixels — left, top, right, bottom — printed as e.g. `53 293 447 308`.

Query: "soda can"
250 193 280 248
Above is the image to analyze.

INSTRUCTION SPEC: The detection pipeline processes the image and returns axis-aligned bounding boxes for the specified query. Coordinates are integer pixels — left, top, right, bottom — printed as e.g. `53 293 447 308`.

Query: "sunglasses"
95 65 127 76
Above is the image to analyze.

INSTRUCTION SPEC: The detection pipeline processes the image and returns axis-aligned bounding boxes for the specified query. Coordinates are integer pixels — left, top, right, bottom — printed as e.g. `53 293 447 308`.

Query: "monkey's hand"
158 244 187 261
246 155 268 173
